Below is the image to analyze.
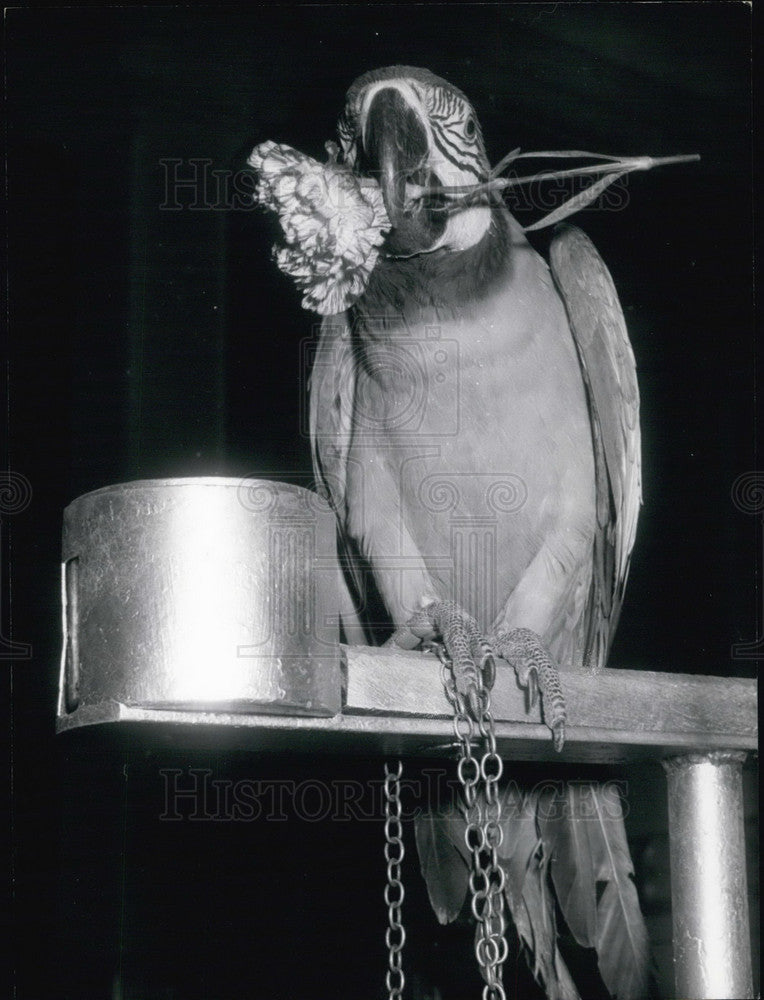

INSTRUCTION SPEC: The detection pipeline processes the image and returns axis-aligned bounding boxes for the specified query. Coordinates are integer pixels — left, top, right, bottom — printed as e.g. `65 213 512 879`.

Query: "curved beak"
361 86 430 227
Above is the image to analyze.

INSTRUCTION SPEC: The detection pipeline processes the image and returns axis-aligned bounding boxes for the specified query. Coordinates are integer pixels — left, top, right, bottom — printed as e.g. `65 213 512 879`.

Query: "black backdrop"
6 5 758 999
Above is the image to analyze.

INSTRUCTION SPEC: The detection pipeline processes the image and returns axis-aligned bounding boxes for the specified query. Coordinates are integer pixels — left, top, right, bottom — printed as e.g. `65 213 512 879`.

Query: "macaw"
308 66 649 1000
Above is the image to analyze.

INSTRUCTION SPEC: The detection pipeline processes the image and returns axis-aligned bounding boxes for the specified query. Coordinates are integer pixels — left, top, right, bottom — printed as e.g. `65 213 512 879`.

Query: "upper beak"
361 86 430 227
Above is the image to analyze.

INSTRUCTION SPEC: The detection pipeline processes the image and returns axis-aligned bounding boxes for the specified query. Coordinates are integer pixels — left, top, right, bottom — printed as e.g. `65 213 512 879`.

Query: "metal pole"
663 751 753 1000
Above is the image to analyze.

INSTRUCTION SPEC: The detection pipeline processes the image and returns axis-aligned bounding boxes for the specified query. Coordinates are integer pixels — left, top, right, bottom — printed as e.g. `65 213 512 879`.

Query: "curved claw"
526 665 539 710
478 648 496 692
493 626 567 752
466 683 481 720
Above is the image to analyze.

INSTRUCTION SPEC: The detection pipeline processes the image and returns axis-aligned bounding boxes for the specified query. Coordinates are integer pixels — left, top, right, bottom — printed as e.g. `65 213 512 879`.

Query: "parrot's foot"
393 600 495 717
493 627 566 752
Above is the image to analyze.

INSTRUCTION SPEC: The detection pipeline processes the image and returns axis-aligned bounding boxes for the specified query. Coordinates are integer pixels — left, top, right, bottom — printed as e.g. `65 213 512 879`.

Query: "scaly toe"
493 626 567 751
412 599 495 720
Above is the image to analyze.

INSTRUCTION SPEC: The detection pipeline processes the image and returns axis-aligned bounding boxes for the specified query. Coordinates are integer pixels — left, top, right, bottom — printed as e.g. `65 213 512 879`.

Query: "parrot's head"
339 66 493 258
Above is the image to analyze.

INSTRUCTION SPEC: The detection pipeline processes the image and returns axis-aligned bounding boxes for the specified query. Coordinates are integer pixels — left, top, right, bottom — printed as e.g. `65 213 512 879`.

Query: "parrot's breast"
347 211 597 648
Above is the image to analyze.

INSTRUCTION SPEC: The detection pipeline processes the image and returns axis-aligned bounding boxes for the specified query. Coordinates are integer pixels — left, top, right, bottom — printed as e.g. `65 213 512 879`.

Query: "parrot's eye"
464 116 477 140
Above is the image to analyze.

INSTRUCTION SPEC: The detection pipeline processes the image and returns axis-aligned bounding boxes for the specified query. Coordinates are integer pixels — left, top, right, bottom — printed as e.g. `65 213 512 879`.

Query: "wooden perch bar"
344 645 756 762
58 645 757 764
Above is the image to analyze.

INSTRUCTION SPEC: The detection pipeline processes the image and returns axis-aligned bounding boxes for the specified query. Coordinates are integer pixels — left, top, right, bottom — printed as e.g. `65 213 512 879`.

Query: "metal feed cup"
57 478 341 724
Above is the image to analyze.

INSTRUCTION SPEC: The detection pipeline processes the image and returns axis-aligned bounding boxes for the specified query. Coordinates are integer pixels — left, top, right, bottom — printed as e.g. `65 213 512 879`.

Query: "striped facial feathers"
338 66 492 255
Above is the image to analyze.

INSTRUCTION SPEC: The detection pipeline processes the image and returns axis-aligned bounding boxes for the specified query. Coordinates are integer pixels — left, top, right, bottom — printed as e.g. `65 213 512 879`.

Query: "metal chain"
438 651 508 1000
384 760 406 1000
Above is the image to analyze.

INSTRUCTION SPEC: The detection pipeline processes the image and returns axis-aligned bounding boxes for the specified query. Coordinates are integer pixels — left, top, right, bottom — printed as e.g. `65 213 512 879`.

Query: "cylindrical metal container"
58 478 341 721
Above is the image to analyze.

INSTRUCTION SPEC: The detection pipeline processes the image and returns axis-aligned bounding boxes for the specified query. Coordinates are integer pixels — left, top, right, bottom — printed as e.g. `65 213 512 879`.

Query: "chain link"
438 651 508 1000
384 760 406 1000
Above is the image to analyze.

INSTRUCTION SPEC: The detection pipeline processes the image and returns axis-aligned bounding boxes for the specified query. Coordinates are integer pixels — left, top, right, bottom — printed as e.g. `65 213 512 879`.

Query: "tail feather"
538 784 598 948
413 808 470 925
498 787 581 1000
539 783 651 1000
414 780 650 1000
588 785 651 1000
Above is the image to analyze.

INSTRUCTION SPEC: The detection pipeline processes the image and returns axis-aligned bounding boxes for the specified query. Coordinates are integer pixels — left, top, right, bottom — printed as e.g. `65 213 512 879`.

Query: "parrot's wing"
308 312 368 643
548 230 650 999
309 312 355 511
549 224 642 670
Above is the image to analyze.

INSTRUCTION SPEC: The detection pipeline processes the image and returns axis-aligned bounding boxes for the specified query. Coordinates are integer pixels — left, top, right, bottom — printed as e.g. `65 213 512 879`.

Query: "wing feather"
308 313 367 642
309 313 355 509
549 225 642 670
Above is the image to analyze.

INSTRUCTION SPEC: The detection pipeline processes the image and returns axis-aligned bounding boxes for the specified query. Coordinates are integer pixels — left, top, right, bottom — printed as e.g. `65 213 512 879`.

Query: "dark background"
5 5 758 999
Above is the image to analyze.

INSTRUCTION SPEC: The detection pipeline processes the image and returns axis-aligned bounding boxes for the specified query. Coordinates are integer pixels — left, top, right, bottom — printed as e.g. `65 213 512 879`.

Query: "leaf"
523 170 630 232
414 809 469 925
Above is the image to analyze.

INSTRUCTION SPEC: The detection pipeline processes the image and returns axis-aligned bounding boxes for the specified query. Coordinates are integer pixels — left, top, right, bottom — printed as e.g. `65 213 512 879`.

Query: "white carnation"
248 141 390 315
